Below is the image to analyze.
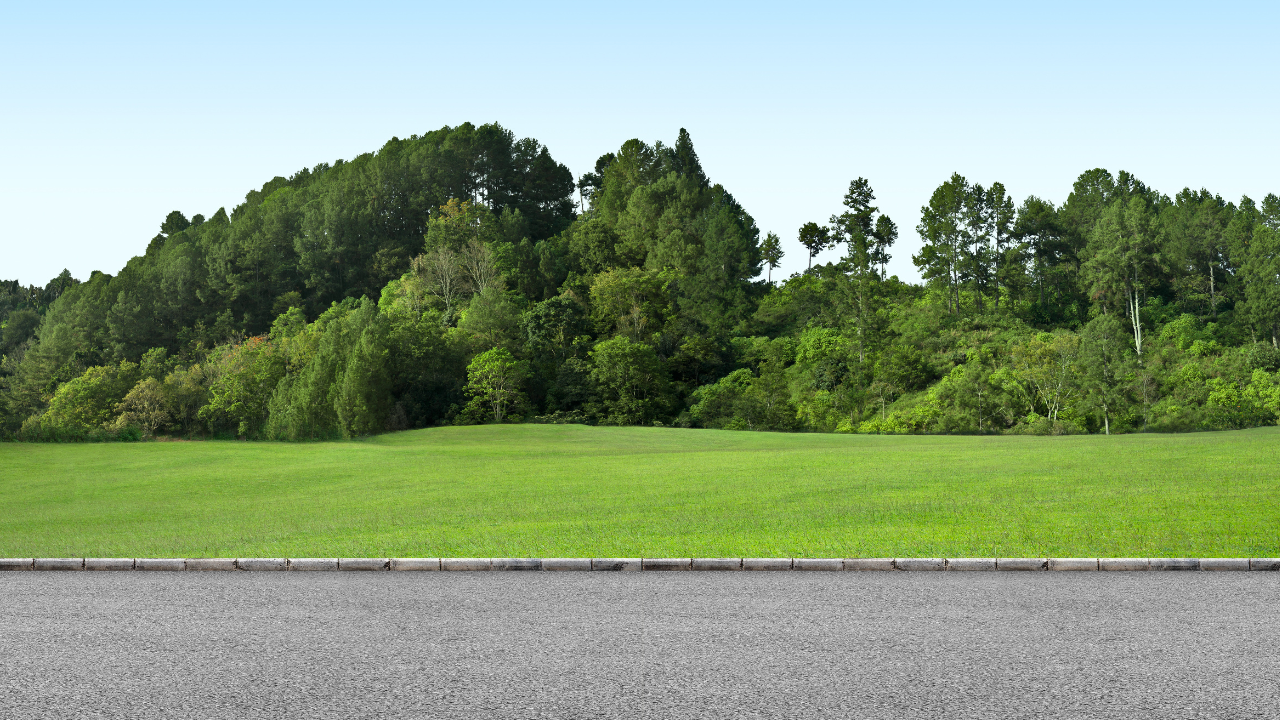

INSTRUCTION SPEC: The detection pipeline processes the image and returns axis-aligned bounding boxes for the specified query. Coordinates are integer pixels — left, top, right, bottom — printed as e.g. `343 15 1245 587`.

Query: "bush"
588 336 671 425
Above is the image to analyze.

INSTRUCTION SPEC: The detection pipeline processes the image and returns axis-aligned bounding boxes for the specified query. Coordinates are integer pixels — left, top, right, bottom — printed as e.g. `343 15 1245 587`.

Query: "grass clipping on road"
1 425 1276 558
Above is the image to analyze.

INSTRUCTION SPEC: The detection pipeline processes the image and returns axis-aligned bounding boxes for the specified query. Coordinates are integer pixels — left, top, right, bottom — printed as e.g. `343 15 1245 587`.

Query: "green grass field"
1 425 1277 558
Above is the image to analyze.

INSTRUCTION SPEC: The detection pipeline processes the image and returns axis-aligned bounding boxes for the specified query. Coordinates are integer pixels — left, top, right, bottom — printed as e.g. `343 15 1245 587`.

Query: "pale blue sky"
3 1 1277 286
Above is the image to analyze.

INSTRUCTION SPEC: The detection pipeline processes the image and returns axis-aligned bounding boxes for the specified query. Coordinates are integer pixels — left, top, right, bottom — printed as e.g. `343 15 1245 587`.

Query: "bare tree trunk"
1209 264 1217 319
1128 285 1144 358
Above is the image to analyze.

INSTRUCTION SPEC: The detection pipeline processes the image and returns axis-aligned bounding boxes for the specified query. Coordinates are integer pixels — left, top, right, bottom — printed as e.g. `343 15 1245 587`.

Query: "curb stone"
85 558 134 571
793 558 842 571
493 558 542 571
1049 558 1098 571
185 558 236 571
237 558 286 571
289 558 339 571
947 558 996 571
692 558 741 571
1100 558 1149 571
895 558 944 571
390 558 440 571
542 558 591 571
1201 558 1249 571
136 558 184 571
592 558 642 571
442 558 491 571
35 558 83 571
998 558 1047 571
844 558 894 571
2 557 1274 572
643 558 692 571
1150 558 1199 571
339 558 388 571
743 558 792 571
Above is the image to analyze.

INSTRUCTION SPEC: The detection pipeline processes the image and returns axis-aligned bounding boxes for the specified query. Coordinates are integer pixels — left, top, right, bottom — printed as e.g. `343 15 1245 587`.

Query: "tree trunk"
993 230 1000 313
1128 283 1144 359
1209 264 1217 319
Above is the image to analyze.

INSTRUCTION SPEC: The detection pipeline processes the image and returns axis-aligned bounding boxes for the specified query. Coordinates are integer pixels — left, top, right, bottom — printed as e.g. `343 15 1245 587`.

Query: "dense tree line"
3 122 1279 440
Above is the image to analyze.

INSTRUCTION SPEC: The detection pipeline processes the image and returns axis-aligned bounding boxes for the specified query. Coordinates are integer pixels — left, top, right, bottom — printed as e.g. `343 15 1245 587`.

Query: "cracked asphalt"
1 572 1277 719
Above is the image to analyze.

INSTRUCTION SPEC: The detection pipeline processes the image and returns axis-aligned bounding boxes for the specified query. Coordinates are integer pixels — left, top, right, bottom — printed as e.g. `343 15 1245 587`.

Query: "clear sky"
3 1 1277 287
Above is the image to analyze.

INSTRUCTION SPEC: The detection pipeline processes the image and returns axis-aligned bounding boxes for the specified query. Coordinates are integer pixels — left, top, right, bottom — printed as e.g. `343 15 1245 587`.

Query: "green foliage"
5 129 1280 441
199 336 286 438
689 365 797 431
588 336 671 425
265 298 392 440
111 377 170 436
23 361 141 440
462 347 526 423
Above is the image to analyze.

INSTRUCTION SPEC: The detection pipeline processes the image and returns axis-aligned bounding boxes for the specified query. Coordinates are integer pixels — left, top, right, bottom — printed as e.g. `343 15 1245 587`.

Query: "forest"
3 121 1280 441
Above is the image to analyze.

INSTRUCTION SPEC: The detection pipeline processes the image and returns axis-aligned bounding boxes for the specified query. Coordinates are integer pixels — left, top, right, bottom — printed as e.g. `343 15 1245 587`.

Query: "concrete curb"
844 558 894 571
947 558 996 571
237 558 286 571
692 558 741 571
896 558 944 571
998 558 1048 571
136 558 184 571
339 558 389 571
642 558 692 571
186 558 236 571
34 558 82 571
1049 558 1098 571
1201 558 1249 571
289 558 338 571
442 558 491 571
390 558 440 571
542 558 591 571
85 558 134 571
5 557 1278 572
1151 558 1199 571
794 558 842 571
493 558 541 571
743 558 792 571
1100 558 1149 571
591 558 642 571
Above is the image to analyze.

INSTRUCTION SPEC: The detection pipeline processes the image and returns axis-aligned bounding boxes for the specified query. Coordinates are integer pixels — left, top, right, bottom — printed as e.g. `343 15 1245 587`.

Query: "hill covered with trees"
3 122 1279 440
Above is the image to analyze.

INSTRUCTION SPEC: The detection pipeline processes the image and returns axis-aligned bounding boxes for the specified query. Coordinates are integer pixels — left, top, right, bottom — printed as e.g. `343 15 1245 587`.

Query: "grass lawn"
1 424 1277 558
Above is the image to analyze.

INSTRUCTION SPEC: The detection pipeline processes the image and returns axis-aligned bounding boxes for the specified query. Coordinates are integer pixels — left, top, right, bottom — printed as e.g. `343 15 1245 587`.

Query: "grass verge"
1 424 1276 558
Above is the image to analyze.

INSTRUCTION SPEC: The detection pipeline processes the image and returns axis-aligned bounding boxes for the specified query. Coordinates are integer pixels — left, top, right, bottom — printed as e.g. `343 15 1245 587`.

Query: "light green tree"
588 336 670 425
761 231 784 283
464 347 525 422
112 377 171 435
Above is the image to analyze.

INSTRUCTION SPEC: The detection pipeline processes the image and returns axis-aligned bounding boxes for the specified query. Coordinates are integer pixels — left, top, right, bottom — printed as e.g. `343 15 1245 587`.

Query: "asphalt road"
1 572 1277 719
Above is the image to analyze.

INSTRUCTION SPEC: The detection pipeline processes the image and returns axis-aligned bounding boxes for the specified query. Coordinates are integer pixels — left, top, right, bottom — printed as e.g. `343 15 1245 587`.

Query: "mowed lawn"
1 425 1277 558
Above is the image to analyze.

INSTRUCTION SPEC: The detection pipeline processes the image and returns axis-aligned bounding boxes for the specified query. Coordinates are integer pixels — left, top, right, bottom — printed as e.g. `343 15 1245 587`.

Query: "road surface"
1 572 1277 718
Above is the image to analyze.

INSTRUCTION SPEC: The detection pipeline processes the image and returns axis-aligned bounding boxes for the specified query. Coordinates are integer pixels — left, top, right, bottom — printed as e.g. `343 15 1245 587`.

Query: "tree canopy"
4 125 1279 440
